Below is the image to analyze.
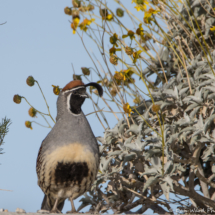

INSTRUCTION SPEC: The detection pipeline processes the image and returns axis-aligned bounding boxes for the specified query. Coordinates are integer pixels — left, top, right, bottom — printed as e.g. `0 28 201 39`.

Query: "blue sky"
0 0 156 213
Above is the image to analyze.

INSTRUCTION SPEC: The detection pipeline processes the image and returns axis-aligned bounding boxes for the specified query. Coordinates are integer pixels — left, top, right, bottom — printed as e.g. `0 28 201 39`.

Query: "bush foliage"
14 0 215 213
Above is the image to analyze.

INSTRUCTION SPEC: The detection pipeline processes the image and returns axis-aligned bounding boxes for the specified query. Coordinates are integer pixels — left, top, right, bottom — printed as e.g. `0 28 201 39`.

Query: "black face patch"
55 162 89 185
68 88 87 114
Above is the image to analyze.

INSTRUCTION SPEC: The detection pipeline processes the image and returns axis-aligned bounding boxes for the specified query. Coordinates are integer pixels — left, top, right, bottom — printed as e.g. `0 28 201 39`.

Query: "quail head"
36 80 103 213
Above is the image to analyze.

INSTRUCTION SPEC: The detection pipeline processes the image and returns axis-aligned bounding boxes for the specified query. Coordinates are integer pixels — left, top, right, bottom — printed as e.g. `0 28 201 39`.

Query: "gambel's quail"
36 80 103 213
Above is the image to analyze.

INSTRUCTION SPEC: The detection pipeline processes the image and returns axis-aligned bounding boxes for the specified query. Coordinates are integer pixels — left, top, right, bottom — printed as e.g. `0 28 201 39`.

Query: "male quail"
36 80 103 213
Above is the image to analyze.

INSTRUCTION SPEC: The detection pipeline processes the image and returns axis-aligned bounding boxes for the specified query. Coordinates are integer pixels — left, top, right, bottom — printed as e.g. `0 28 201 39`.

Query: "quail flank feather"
36 80 103 213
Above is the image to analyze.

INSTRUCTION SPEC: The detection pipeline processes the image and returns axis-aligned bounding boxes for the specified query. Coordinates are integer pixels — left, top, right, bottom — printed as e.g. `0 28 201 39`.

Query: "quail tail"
41 194 65 212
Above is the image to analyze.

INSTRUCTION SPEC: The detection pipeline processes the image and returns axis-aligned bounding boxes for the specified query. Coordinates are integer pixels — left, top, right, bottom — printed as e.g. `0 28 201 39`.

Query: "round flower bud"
152 104 160 113
28 107 37 117
109 55 118 65
26 76 35 87
25 121 33 130
64 7 72 15
13 94 22 104
116 8 124 17
125 46 133 55
72 0 81 8
81 67 90 76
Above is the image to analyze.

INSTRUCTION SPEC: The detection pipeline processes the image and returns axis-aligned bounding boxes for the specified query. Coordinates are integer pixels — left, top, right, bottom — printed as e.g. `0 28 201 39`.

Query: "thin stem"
35 81 56 124
31 121 51 128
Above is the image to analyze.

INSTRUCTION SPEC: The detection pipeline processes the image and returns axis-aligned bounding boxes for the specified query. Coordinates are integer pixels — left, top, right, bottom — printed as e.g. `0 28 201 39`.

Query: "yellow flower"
109 46 121 55
71 17 80 34
114 71 125 81
100 8 113 21
123 68 134 77
136 23 144 36
122 30 135 40
114 69 134 84
25 121 33 130
106 14 113 21
52 85 61 95
144 8 159 24
210 26 215 31
79 18 95 32
134 4 147 11
133 50 142 63
123 103 134 116
110 33 118 46
132 0 149 11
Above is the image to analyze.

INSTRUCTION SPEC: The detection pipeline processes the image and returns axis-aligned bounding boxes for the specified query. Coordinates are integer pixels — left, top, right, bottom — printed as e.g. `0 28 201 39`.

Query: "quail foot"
36 80 103 213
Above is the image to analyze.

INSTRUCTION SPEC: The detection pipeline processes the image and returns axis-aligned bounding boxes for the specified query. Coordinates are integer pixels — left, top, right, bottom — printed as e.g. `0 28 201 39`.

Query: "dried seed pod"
100 8 108 18
28 107 37 117
64 7 72 15
125 46 133 55
152 104 160 113
110 88 117 97
81 67 90 76
87 4 95 11
102 78 108 86
13 94 22 104
26 76 35 87
79 6 88 12
116 8 124 17
73 74 82 81
109 55 118 65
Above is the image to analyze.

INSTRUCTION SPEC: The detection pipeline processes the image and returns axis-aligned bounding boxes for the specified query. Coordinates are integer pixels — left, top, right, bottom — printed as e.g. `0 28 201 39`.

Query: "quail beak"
80 92 89 98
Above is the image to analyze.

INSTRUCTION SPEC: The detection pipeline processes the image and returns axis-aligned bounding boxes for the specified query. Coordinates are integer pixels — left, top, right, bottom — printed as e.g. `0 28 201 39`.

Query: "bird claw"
37 209 50 214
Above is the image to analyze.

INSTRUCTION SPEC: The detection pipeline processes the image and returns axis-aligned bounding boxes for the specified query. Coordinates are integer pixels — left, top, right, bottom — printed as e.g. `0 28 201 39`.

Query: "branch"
173 181 215 208
0 21 7 25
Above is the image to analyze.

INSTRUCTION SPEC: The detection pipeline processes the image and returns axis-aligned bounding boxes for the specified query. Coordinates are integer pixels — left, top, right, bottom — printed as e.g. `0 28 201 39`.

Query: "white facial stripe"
62 86 85 95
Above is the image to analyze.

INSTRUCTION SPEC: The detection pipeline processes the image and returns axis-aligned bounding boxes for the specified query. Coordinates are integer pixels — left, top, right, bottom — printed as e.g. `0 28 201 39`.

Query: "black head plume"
85 82 103 97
